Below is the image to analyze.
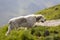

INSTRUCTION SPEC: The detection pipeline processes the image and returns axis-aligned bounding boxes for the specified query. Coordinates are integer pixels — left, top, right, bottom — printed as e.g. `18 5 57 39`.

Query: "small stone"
55 8 59 10
44 30 50 37
54 31 58 34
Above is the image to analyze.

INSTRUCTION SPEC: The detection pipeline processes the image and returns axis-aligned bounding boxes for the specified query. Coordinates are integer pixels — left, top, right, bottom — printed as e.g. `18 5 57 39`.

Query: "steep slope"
0 25 60 40
36 4 60 20
0 4 60 40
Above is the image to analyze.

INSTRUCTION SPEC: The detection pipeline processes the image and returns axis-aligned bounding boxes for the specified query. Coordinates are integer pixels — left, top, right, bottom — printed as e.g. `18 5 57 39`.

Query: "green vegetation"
0 25 60 40
0 4 60 40
35 4 60 20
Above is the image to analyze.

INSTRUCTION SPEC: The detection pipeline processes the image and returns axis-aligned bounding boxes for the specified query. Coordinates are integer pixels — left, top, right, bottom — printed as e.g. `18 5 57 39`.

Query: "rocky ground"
35 19 60 26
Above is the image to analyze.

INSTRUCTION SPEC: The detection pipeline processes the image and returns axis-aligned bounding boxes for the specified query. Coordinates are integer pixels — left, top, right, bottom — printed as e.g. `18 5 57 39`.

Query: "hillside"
35 4 60 20
0 25 60 40
0 4 60 40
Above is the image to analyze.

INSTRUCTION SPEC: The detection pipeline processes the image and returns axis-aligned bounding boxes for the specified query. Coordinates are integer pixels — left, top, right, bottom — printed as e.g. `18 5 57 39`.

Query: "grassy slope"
35 4 60 20
0 25 60 40
0 4 60 40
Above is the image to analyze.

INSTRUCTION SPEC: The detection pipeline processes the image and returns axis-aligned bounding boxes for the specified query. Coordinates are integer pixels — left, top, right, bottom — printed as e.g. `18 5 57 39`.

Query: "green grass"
0 25 37 40
35 4 60 20
0 25 60 40
0 4 60 40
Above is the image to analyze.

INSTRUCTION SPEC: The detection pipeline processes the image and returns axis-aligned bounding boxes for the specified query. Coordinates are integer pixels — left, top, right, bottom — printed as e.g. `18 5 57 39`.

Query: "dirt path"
35 19 60 26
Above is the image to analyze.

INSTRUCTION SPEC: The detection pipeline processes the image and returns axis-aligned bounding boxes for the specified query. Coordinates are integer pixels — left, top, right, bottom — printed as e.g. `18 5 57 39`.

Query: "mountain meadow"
0 4 60 40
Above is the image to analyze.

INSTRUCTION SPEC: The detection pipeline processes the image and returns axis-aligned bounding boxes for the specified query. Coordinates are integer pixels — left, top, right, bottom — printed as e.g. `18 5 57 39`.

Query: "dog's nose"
41 21 44 23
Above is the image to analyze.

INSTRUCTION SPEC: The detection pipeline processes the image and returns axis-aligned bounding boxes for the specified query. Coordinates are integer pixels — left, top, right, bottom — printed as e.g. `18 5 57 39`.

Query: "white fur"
5 14 45 36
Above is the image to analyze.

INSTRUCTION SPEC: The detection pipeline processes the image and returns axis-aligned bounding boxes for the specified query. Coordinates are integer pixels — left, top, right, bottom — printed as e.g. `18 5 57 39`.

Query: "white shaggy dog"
5 14 46 36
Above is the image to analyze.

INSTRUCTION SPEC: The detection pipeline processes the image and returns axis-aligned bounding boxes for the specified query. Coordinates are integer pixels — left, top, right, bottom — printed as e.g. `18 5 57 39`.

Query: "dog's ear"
36 16 42 22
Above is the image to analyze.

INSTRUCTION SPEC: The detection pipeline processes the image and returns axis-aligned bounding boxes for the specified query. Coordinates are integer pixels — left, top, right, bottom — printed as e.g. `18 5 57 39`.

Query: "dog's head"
36 15 46 23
